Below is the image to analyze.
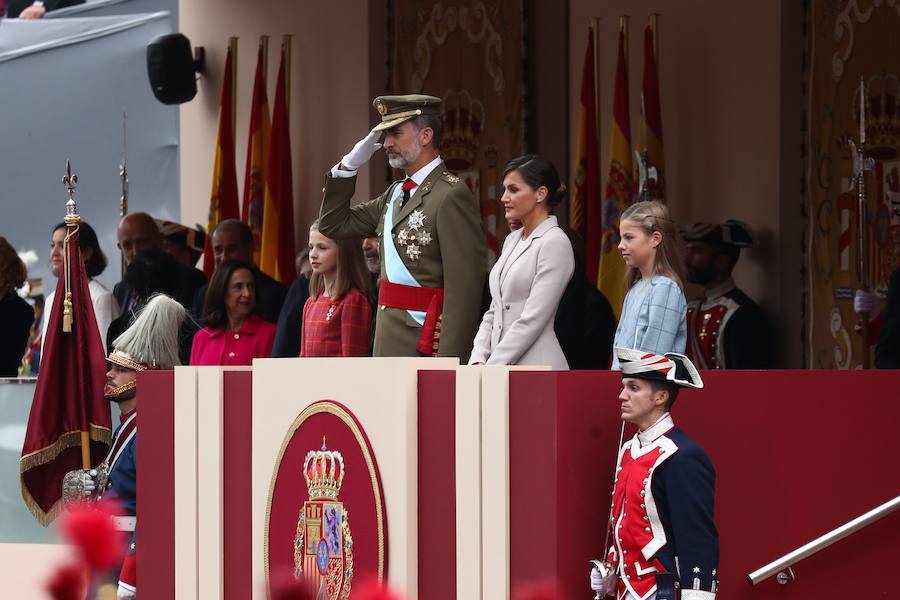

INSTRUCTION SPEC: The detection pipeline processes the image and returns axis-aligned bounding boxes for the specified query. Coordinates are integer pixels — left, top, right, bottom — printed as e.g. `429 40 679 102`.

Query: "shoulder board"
441 171 461 184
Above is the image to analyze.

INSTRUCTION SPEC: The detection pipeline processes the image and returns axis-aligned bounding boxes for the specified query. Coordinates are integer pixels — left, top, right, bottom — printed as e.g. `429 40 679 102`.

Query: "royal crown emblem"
441 89 484 171
294 437 354 599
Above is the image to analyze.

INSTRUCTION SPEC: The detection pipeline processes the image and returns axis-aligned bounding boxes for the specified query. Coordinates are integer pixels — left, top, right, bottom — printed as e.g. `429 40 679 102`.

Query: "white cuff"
681 590 715 600
330 163 357 178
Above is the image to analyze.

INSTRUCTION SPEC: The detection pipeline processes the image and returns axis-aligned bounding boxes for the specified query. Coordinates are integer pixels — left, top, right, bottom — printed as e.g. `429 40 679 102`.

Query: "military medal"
397 209 432 261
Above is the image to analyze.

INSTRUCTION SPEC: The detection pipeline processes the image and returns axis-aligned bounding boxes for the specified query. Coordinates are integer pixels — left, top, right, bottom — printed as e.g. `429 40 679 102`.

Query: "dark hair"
413 113 443 149
649 379 680 411
0 236 27 291
123 248 178 302
202 260 257 329
53 221 107 278
503 154 566 209
308 221 373 301
212 219 253 247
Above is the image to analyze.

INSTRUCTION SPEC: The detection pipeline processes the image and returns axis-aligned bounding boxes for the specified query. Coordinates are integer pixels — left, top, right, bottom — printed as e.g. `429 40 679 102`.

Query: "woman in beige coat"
469 155 575 369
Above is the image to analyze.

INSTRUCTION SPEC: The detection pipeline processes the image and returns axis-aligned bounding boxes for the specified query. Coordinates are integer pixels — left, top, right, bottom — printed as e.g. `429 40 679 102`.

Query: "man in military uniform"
63 294 188 599
681 220 768 369
591 348 719 600
318 94 486 361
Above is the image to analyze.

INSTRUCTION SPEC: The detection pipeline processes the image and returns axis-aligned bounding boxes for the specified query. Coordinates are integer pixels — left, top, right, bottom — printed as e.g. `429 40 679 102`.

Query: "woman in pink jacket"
190 260 275 365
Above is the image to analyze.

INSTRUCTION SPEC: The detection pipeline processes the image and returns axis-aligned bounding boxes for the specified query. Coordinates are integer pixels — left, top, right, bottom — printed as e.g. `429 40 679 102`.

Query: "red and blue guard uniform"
686 279 768 370
101 408 138 594
608 414 719 600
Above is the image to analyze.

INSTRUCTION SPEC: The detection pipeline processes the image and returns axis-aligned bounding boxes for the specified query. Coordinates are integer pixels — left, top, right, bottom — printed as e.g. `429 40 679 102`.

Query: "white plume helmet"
112 294 186 370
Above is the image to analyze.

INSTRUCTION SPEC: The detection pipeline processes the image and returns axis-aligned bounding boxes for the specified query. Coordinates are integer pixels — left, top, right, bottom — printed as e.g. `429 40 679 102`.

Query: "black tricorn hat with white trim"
616 347 704 389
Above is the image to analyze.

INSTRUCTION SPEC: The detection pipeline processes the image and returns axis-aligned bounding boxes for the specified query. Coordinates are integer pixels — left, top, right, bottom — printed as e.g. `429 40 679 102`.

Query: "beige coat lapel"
499 216 558 286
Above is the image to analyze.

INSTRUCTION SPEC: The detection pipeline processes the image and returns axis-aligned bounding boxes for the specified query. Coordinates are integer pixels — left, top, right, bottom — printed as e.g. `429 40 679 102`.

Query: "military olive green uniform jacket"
318 162 486 362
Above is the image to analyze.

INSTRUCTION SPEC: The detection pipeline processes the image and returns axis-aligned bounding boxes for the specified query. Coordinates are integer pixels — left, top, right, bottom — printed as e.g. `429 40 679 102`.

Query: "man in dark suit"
114 212 207 314
192 219 287 324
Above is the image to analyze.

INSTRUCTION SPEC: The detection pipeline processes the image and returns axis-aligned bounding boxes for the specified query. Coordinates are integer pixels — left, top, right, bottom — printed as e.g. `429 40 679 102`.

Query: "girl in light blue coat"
611 200 688 369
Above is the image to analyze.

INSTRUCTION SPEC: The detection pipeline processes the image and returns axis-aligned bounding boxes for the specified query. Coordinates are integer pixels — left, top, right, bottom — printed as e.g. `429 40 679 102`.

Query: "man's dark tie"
400 178 417 210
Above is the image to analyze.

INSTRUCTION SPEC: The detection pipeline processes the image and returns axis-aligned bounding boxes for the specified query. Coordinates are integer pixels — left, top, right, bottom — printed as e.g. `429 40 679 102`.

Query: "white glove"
340 128 383 171
82 469 97 496
590 566 605 591
853 289 880 318
117 583 136 599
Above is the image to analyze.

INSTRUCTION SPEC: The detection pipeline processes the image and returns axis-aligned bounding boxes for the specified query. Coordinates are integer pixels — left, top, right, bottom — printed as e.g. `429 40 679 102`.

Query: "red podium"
137 365 900 599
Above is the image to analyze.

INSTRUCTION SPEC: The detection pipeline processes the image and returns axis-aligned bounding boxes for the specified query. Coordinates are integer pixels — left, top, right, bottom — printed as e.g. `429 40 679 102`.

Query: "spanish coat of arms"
294 438 354 599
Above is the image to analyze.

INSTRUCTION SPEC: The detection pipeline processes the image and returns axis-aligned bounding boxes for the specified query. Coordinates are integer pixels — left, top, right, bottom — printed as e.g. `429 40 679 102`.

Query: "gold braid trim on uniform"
20 423 113 526
105 379 137 398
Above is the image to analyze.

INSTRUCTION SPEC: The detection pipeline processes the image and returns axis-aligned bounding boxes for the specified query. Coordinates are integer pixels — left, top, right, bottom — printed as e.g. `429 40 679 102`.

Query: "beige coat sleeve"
434 183 487 362
318 172 389 240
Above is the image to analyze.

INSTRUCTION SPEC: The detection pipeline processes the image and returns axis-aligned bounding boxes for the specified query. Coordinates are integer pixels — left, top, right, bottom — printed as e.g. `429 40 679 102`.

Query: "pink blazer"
190 313 276 366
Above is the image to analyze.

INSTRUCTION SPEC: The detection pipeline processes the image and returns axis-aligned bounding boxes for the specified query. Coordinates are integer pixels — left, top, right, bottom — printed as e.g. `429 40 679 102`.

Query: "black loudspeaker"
146 33 201 105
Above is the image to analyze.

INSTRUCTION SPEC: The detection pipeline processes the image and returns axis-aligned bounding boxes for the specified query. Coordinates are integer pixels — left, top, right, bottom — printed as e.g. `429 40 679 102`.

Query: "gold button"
644 527 651 533
228 352 235 358
234 333 240 340
380 305 386 310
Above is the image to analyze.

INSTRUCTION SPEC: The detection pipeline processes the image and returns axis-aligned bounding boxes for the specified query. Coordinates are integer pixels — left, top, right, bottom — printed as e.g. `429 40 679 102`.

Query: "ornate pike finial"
62 159 80 225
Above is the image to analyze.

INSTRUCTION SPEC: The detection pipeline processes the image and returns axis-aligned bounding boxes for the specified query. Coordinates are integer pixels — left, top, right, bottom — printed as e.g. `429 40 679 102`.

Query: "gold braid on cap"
108 350 152 372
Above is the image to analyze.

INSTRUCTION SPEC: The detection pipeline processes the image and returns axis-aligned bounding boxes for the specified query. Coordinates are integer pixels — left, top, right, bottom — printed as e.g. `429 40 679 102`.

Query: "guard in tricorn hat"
318 94 486 361
590 348 719 600
681 220 768 369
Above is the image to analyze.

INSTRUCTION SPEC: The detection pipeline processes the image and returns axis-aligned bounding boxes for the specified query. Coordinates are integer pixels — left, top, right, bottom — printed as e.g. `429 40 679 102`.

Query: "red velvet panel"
137 369 176 600
417 370 458 600
223 370 253 599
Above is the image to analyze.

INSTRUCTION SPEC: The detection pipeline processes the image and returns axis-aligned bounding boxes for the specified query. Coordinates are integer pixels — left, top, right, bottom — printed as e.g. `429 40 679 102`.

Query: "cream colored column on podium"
454 367 483 599
173 366 199 599
480 365 549 599
251 357 458 599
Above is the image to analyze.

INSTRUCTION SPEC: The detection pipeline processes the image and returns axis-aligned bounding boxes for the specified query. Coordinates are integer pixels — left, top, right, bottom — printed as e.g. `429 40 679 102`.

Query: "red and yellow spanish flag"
21 219 111 525
571 27 602 285
598 23 634 318
242 41 272 266
636 23 665 200
203 42 240 276
262 40 295 283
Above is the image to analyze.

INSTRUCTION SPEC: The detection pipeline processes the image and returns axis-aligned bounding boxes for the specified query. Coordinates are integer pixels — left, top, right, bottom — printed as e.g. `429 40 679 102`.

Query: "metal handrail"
748 494 900 585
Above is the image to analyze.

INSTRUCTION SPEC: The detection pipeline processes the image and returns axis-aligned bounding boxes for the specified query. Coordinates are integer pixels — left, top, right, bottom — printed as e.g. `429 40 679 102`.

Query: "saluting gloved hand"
339 128 383 171
117 583 136 599
853 289 881 319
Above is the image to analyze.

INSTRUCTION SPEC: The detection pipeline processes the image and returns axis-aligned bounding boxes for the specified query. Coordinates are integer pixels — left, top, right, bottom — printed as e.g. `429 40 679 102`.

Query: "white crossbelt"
113 516 136 532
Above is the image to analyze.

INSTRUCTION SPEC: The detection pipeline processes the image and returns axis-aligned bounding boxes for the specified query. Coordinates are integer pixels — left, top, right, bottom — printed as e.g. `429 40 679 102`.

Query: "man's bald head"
117 212 162 265
211 218 254 267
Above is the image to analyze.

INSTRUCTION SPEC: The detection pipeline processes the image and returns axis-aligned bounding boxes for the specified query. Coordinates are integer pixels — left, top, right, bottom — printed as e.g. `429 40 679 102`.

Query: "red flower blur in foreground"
59 499 124 569
512 581 561 600
45 563 85 600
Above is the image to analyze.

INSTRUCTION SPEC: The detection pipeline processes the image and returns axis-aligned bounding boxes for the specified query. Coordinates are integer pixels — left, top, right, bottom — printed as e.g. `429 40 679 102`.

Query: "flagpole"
591 17 601 146
61 160 93 470
857 76 871 368
260 34 269 82
229 36 238 135
283 34 292 111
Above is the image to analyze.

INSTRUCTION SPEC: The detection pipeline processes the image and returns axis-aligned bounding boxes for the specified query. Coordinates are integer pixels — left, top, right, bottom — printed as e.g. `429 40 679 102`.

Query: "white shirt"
42 279 120 349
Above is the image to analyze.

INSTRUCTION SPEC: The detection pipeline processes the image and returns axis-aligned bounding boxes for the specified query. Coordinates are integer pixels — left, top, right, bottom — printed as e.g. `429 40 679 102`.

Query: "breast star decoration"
397 209 432 261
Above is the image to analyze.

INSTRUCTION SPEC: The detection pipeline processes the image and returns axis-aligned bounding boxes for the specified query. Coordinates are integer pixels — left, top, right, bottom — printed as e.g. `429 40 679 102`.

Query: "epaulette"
441 171 461 184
